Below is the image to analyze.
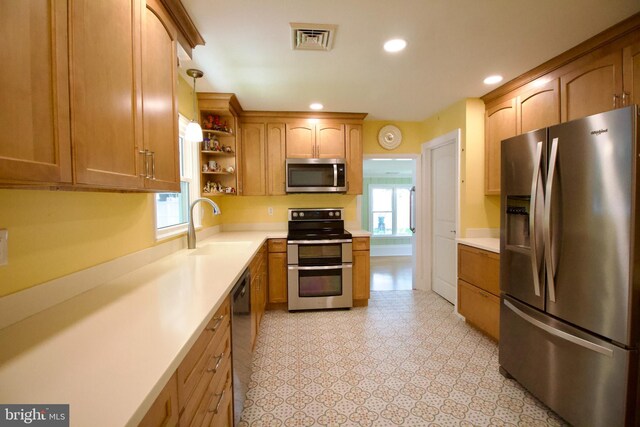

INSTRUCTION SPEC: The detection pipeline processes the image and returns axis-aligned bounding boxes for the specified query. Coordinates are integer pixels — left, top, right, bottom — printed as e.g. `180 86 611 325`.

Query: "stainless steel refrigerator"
499 105 640 426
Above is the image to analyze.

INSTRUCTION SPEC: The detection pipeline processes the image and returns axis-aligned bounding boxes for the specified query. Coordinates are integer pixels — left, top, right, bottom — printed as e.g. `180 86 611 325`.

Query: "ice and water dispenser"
505 196 530 249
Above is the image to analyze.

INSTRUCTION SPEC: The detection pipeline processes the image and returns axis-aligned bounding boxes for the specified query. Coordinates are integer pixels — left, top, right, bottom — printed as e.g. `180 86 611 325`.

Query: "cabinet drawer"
352 237 370 251
268 239 287 253
177 298 230 411
138 372 179 427
458 279 500 340
179 326 231 426
457 244 500 296
189 354 232 427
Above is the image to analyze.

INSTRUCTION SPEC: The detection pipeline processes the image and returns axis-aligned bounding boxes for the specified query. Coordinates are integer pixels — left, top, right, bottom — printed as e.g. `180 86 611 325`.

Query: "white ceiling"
180 0 640 121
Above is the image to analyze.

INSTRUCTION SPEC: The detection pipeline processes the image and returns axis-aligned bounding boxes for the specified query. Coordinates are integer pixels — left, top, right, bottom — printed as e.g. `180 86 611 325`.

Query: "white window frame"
368 183 413 238
155 114 201 240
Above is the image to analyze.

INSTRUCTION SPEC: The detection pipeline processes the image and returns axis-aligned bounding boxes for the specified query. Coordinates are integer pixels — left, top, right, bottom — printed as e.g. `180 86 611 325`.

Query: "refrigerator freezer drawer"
499 296 638 427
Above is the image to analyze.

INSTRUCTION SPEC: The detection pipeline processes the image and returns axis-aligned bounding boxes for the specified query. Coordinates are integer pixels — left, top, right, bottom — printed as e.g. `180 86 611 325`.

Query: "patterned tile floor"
239 290 567 426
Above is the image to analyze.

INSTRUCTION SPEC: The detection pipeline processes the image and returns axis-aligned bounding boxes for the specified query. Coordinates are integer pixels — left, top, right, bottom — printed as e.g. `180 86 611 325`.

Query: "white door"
431 142 457 303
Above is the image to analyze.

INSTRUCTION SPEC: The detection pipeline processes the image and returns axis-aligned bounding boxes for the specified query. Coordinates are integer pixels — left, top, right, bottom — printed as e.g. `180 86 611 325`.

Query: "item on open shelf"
202 114 231 133
225 166 234 173
208 160 219 171
222 145 232 153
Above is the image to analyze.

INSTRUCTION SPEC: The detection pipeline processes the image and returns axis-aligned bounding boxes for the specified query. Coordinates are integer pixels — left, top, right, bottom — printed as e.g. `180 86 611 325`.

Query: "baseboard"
370 244 412 257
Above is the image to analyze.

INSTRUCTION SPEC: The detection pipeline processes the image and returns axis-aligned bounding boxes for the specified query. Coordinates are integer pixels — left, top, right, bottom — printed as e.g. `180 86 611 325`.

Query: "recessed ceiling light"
309 103 323 110
483 75 503 85
384 39 407 53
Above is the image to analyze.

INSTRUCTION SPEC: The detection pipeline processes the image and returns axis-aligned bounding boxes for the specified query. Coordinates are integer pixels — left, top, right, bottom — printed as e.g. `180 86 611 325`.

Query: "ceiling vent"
290 23 337 51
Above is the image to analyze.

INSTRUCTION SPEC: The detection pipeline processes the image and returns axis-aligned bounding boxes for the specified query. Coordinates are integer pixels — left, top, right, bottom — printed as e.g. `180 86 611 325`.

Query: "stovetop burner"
287 208 350 241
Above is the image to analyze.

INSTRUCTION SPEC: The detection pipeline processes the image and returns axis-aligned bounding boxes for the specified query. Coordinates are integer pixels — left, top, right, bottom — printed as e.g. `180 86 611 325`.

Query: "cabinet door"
71 0 143 188
0 0 71 184
240 123 266 195
560 49 623 122
623 39 640 105
346 124 363 195
352 250 370 300
285 123 314 158
316 123 345 158
141 0 179 191
268 252 287 303
267 123 286 195
517 78 560 134
458 279 500 340
484 98 517 195
138 372 179 427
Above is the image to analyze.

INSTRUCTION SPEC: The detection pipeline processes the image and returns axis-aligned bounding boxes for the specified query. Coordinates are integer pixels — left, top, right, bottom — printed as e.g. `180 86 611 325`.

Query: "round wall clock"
378 125 402 150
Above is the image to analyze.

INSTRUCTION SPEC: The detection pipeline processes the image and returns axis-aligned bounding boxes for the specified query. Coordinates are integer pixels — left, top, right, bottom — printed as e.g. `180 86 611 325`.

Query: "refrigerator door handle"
529 141 543 297
504 300 614 357
544 137 559 302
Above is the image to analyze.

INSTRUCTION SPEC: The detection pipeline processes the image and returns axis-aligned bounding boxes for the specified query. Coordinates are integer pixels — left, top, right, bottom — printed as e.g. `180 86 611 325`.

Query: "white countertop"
0 231 285 427
457 237 500 253
348 229 372 237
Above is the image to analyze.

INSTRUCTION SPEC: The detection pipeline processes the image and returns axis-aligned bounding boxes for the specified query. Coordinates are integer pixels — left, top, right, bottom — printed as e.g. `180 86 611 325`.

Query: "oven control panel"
289 208 343 221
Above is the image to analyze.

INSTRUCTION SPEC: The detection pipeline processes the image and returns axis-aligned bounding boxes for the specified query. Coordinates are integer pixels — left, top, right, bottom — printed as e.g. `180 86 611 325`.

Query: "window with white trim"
369 184 412 236
155 114 201 239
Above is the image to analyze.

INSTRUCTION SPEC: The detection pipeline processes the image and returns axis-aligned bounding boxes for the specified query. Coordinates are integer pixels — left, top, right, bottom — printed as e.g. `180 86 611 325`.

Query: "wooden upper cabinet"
623 39 640 105
485 98 517 195
560 49 623 122
267 123 286 195
141 0 179 191
71 0 143 188
0 0 72 184
346 124 363 195
285 123 314 158
517 78 560 134
240 123 266 196
316 123 345 158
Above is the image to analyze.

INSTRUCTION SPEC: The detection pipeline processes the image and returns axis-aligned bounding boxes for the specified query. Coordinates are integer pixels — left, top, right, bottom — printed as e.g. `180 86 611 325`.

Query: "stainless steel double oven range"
287 208 353 310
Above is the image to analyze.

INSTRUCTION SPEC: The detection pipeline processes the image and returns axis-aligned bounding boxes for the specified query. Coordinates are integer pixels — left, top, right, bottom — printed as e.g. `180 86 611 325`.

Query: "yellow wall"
219 195 357 224
0 75 223 298
362 99 499 236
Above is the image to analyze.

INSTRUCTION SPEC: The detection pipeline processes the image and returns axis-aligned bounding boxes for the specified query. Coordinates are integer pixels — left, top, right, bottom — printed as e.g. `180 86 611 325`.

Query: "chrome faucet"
188 198 221 249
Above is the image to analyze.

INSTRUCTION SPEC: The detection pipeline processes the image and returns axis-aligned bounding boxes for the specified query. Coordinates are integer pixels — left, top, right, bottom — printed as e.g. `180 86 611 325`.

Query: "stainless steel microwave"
285 158 347 193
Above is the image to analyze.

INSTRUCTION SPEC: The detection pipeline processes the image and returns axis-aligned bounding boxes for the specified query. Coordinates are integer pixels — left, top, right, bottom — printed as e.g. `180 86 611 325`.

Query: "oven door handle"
288 264 352 271
287 239 352 244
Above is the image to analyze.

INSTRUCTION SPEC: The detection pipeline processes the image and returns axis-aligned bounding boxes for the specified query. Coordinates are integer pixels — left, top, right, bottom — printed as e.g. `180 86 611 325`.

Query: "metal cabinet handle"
613 94 619 108
206 314 225 332
622 92 629 106
150 151 156 180
544 137 558 302
208 379 229 414
139 150 149 178
529 141 543 297
207 351 225 373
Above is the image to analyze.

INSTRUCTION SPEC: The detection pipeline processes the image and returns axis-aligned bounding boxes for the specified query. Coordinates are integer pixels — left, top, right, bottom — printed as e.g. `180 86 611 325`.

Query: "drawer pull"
208 381 228 414
206 315 225 332
479 291 489 298
207 351 225 373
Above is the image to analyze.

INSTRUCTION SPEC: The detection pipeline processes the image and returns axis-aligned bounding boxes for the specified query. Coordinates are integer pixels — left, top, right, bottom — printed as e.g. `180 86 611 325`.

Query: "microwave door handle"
333 164 338 187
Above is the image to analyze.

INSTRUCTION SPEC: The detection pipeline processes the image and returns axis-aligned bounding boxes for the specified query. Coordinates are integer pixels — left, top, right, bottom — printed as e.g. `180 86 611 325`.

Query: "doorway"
360 156 420 291
421 129 460 304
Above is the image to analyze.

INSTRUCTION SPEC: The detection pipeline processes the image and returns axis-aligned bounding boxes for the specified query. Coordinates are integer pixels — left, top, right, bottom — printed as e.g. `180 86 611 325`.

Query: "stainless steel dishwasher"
231 268 251 426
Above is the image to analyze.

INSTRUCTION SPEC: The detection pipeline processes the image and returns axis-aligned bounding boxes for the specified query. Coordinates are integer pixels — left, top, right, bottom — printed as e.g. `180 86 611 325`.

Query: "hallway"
370 256 413 291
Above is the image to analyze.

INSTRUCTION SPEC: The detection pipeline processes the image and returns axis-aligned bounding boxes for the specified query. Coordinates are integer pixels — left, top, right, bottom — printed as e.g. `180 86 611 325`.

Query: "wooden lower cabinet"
267 239 288 305
139 297 232 427
138 373 179 427
458 279 500 341
352 237 371 305
457 244 500 340
250 243 268 349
